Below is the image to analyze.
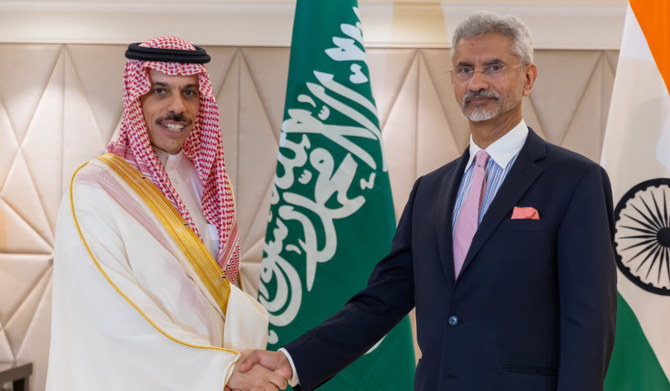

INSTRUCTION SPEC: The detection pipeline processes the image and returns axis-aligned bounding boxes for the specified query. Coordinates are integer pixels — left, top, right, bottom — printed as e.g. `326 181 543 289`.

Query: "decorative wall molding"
0 1 626 49
440 3 626 49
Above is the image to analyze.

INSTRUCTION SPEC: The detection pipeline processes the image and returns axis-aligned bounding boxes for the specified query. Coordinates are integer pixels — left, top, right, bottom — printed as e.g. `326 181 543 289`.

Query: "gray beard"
461 90 500 122
464 107 497 122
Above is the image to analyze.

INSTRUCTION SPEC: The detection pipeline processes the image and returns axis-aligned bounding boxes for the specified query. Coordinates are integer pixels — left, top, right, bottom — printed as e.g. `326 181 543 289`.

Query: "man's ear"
523 63 538 96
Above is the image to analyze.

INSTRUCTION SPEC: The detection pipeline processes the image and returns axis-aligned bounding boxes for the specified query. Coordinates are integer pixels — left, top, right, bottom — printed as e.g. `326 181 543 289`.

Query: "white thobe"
46 155 268 390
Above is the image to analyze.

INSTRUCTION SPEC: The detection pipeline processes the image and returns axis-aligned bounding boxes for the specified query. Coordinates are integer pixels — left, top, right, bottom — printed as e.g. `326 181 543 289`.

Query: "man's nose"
167 93 187 114
467 70 489 91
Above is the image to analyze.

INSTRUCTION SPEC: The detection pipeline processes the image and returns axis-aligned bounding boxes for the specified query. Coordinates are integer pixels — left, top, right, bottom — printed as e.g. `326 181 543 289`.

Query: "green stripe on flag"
258 0 416 389
605 294 670 390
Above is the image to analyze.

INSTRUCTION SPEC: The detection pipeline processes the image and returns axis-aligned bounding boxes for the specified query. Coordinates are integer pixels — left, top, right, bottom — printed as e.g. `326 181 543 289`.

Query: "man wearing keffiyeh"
46 36 288 391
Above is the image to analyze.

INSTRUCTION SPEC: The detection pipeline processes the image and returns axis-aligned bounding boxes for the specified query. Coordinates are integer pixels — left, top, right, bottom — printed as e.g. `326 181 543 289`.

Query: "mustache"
463 90 500 104
157 113 193 125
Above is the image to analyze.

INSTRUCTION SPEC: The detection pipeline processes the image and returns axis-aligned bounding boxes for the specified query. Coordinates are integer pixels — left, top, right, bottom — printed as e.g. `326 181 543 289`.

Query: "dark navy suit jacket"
285 129 617 391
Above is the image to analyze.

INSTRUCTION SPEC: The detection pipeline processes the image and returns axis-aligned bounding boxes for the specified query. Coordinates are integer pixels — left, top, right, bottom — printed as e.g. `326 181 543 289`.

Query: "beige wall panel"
0 329 12 359
17 271 52 389
417 50 466 151
234 48 289 259
4 265 48 355
605 50 619 72
522 95 545 138
0 45 63 144
19 51 66 232
0 104 18 188
367 49 418 127
0 255 50 328
205 47 240 96
421 49 471 150
63 49 112 188
6 266 52 391
0 44 619 390
416 52 461 181
561 54 615 160
238 48 291 130
531 51 604 145
0 157 52 253
381 52 420 217
65 45 125 138
232 53 281 259
217 50 242 185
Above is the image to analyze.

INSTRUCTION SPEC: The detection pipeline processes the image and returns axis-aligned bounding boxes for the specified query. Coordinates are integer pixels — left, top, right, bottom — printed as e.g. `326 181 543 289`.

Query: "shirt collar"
151 146 183 167
464 120 529 172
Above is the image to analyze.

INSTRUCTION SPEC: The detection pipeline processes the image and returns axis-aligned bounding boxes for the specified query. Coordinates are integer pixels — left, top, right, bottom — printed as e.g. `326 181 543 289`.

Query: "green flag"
601 0 670 389
258 0 415 389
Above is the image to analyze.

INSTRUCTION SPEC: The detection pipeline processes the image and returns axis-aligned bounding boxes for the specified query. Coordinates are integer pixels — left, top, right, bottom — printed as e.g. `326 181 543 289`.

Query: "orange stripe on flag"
630 0 670 95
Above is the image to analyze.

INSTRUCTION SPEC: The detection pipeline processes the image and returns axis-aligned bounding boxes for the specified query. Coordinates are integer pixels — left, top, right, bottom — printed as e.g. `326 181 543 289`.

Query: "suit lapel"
436 150 469 285
458 130 547 277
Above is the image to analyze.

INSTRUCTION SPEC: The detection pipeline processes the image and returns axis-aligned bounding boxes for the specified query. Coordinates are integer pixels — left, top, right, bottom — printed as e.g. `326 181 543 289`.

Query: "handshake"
226 349 294 391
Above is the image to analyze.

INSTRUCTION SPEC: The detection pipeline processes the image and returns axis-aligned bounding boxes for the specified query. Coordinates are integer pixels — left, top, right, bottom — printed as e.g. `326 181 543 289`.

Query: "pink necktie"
453 150 490 277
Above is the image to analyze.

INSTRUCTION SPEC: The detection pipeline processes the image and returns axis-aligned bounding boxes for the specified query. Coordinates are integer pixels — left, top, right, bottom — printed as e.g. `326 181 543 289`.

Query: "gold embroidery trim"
97 153 231 315
69 159 237 354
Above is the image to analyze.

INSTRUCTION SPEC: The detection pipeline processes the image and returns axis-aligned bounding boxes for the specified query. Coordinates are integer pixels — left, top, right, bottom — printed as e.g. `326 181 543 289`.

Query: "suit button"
448 315 459 326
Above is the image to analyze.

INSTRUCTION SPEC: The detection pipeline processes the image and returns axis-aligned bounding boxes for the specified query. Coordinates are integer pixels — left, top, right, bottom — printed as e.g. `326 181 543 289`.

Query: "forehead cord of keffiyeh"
107 36 240 284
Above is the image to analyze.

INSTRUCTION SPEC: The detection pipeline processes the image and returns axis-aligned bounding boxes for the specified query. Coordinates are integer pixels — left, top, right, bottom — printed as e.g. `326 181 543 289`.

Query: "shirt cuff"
278 347 300 387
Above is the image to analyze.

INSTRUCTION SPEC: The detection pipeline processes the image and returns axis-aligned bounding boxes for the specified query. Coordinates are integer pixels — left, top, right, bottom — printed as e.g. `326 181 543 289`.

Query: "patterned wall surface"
0 44 617 390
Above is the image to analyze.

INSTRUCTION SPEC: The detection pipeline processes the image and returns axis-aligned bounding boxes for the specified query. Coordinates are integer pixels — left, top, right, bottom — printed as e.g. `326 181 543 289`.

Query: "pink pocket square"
511 206 540 220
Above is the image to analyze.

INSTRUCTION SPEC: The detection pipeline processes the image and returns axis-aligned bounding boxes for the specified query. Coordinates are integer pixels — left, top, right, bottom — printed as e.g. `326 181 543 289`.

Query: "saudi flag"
602 0 670 389
258 0 416 389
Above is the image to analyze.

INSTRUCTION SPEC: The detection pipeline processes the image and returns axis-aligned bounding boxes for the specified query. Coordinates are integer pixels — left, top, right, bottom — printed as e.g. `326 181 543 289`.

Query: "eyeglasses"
452 64 525 81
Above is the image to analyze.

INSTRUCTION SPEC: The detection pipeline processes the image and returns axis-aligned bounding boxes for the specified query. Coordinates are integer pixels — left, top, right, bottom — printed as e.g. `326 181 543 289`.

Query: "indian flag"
601 0 670 390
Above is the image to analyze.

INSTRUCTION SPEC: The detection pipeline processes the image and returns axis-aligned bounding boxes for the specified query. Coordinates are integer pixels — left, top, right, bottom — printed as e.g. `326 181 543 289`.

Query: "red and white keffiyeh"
108 36 239 283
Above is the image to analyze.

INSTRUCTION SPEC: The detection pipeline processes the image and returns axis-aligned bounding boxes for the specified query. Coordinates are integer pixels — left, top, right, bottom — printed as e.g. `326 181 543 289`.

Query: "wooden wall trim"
0 1 626 49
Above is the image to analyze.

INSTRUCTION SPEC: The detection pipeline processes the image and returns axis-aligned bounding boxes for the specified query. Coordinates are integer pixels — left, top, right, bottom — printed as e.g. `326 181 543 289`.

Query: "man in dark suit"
240 10 617 391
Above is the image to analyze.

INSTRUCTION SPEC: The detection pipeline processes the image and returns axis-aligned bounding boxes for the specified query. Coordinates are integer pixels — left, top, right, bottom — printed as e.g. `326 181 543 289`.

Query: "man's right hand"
227 350 289 391
237 349 294 383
